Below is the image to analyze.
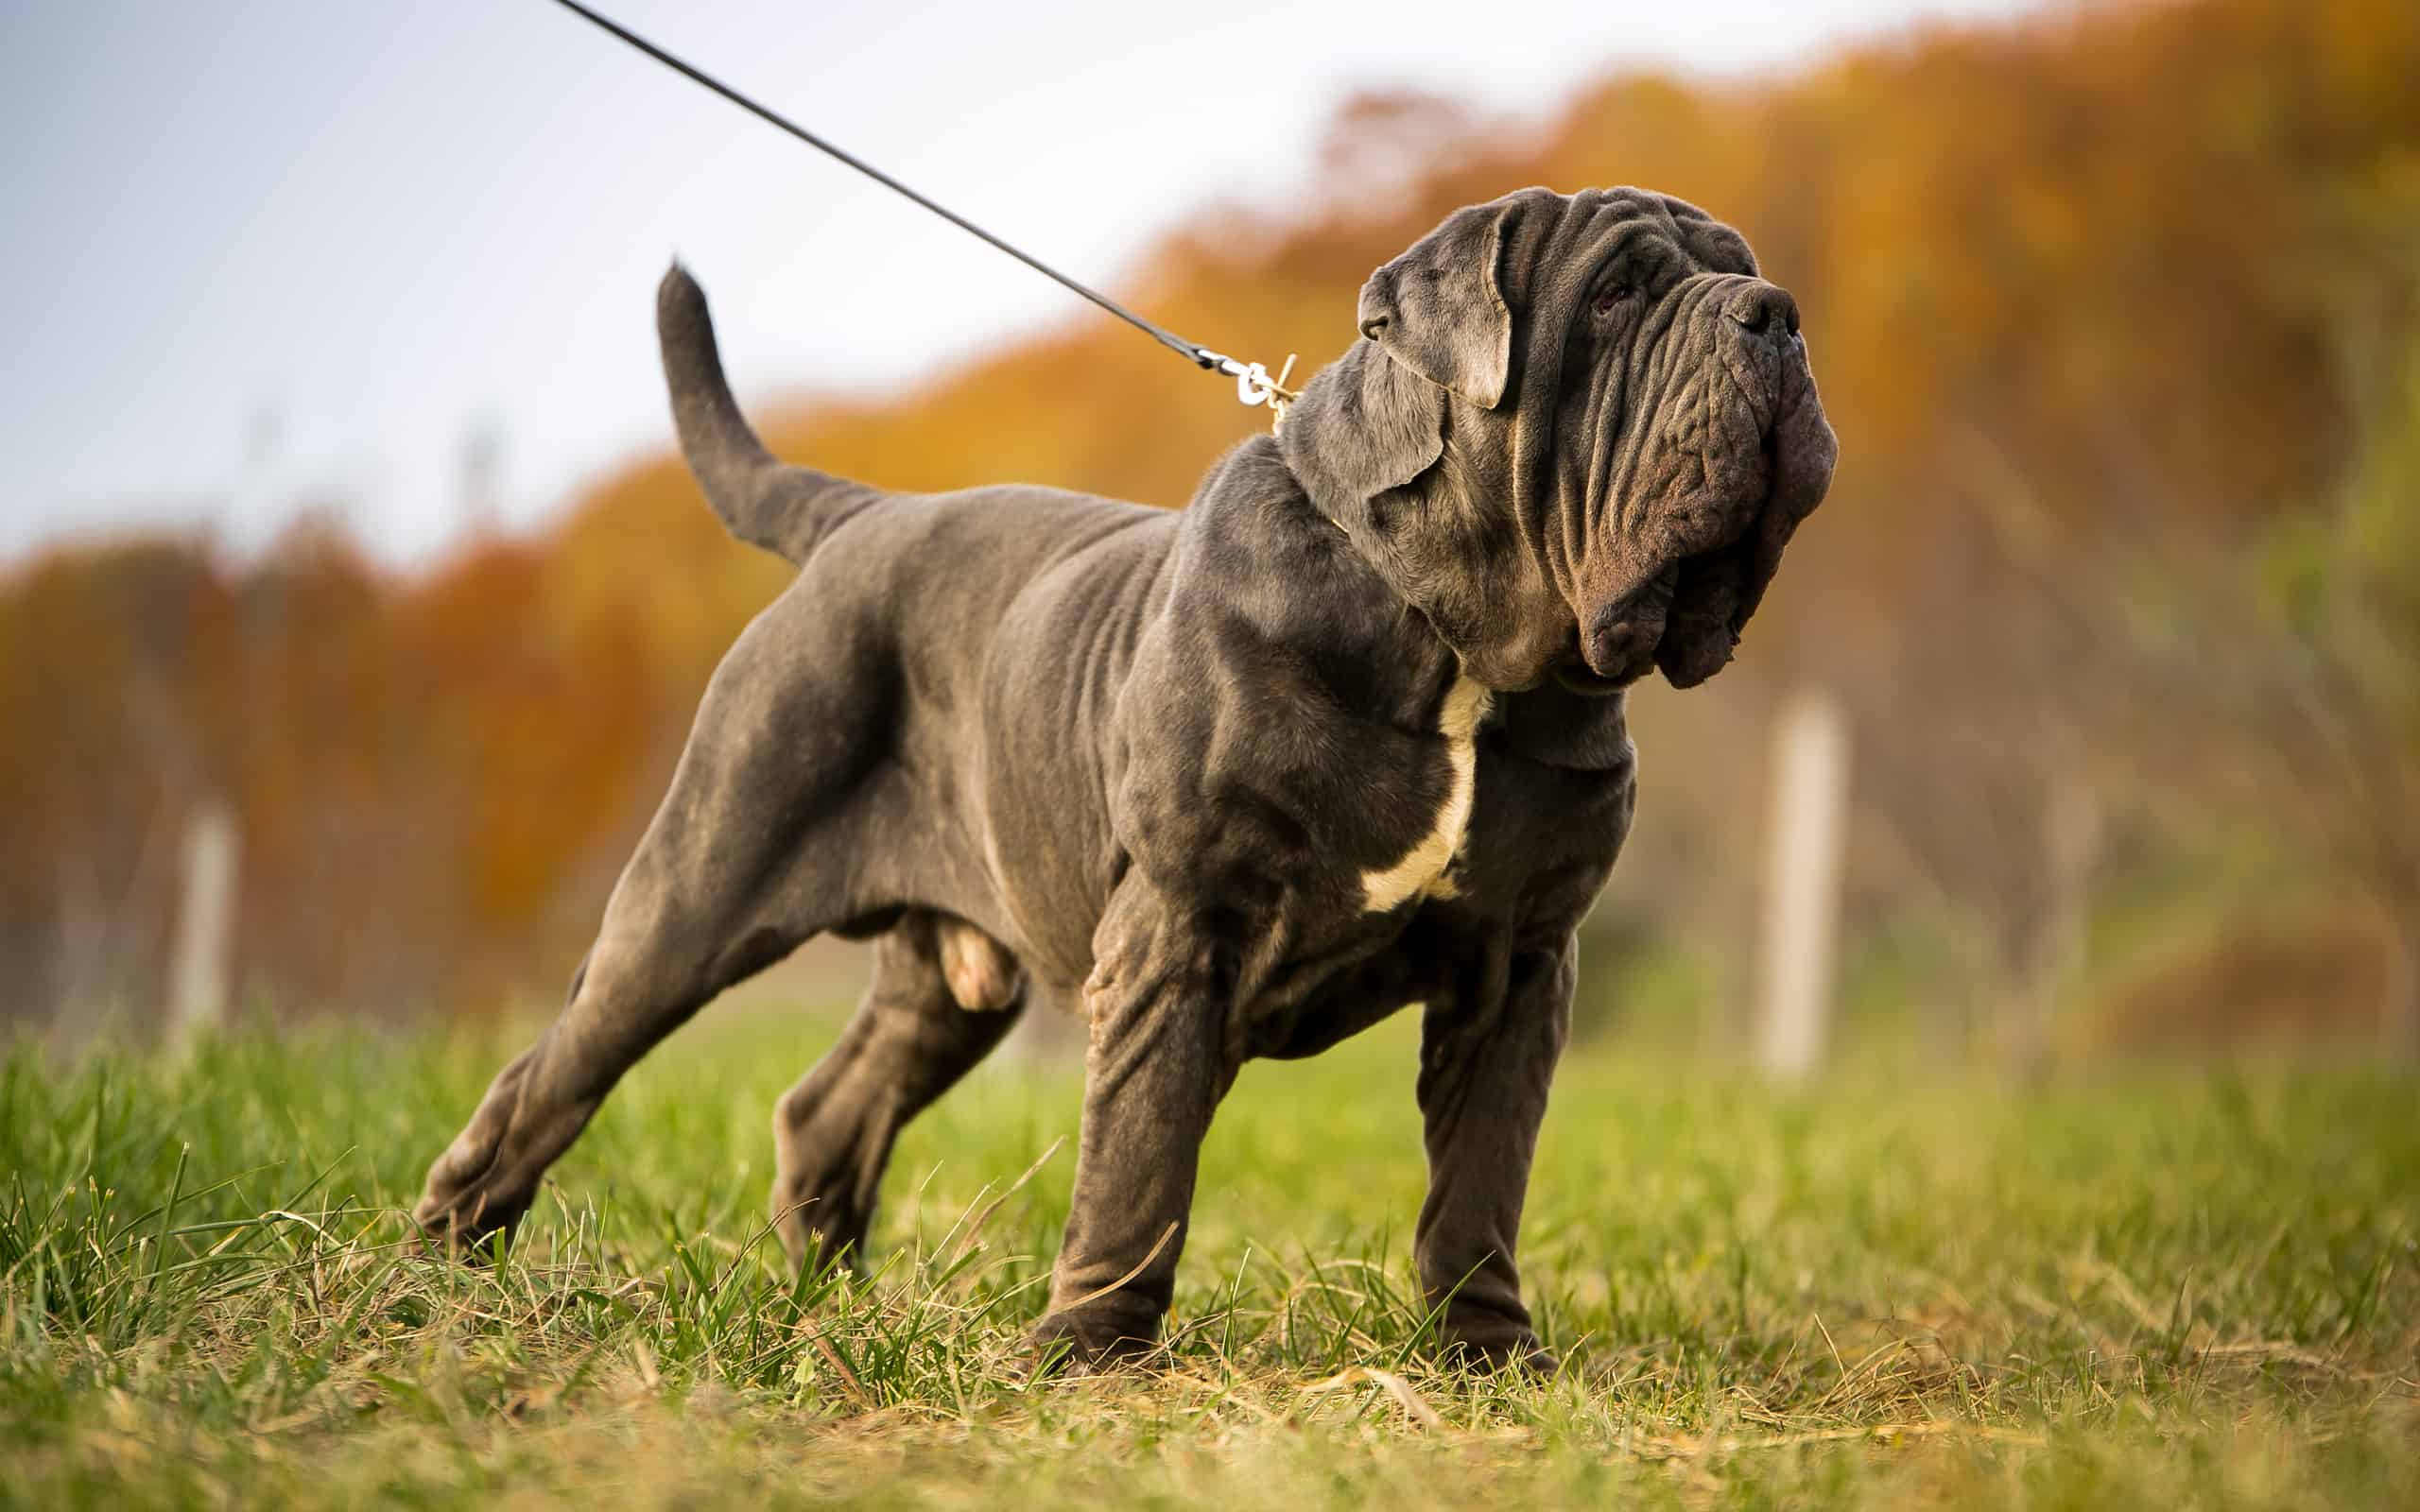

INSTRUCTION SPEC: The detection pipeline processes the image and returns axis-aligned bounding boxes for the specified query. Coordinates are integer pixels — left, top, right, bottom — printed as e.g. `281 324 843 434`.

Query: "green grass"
3 1000 2414 1508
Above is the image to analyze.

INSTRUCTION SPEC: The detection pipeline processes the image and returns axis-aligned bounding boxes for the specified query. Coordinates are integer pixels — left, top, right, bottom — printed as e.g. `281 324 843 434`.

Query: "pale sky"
0 0 2036 563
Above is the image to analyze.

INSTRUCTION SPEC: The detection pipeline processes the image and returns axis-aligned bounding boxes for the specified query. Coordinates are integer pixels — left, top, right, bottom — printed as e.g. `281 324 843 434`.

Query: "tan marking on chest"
1359 676 1493 914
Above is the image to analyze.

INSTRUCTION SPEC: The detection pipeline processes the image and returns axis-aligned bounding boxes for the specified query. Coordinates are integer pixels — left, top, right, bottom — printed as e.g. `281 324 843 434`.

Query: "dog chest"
1358 676 1494 914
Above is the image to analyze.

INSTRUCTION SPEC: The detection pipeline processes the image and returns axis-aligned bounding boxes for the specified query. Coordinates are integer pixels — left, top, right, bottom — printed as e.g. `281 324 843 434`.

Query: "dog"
414 185 1836 1370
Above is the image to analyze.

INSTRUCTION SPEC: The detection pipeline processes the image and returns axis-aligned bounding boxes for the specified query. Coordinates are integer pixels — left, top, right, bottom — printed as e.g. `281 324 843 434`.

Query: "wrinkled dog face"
1283 187 1838 693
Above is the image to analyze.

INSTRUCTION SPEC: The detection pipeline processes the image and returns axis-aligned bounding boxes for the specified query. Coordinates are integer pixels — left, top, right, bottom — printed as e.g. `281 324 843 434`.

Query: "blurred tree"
0 0 2413 1049
2107 335 2420 1057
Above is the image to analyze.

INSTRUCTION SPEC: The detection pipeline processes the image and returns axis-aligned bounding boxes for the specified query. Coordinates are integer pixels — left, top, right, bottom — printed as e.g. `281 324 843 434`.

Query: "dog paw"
410 1180 530 1261
416 1108 539 1258
412 1055 542 1258
1500 1344 1562 1377
1023 1311 1162 1378
1432 1324 1559 1377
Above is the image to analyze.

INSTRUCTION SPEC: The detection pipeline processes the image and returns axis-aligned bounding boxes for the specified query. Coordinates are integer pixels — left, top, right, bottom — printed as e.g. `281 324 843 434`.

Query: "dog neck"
1275 344 1544 688
1274 341 1443 588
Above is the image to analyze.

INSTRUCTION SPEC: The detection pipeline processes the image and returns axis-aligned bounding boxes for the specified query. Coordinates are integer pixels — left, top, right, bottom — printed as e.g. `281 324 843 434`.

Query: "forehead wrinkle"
1510 193 1655 309
1570 210 1665 284
1603 191 1685 249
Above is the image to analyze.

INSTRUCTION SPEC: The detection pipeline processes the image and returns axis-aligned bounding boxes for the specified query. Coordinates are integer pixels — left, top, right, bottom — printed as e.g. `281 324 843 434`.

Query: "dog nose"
1725 283 1799 339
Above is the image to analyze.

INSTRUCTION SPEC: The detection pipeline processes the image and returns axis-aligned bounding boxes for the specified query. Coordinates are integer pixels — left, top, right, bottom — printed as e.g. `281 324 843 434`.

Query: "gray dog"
415 185 1836 1370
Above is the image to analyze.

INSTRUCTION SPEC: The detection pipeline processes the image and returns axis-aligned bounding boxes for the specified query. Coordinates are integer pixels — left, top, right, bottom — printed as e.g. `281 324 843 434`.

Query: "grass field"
3 998 2415 1508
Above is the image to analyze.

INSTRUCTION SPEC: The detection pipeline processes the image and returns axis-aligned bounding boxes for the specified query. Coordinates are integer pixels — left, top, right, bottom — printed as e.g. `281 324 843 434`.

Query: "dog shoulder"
1169 438 1417 674
1099 440 1468 909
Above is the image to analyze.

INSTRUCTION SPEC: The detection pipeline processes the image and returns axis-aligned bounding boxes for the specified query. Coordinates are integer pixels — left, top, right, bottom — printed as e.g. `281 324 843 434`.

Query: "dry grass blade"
1303 1366 1443 1431
1627 1420 2052 1463
941 1135 1064 1269
1057 1221 1179 1314
809 1332 871 1409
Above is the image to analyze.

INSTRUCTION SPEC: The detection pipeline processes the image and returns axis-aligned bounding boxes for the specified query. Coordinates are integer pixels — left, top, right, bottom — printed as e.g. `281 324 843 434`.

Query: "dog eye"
1592 284 1635 317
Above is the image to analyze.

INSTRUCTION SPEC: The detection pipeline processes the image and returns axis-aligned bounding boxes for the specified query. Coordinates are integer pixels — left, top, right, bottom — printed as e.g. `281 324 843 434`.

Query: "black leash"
545 0 1299 419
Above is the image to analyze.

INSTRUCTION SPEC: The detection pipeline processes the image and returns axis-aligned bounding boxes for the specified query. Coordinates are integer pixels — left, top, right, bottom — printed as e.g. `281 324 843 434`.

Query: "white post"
167 799 240 1045
1757 690 1850 1080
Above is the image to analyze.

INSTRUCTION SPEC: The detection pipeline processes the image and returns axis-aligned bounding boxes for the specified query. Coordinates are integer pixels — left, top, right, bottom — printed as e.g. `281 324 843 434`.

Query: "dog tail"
656 263 879 564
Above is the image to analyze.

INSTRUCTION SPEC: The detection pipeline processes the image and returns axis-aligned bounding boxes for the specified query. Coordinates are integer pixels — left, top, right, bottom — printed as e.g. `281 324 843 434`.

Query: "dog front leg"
1030 891 1239 1369
1412 936 1574 1371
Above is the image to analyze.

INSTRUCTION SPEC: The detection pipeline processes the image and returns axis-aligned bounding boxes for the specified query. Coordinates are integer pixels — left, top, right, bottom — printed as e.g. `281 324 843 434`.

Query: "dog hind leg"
413 587 892 1255
771 911 1027 1270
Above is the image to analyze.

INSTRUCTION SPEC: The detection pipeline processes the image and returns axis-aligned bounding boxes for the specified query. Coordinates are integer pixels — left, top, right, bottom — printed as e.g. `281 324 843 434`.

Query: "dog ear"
1279 336 1451 514
1285 193 1552 521
1357 199 1519 409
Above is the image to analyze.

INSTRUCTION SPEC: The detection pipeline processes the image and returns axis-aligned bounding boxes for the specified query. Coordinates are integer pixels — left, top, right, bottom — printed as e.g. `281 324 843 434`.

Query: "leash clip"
1200 350 1301 432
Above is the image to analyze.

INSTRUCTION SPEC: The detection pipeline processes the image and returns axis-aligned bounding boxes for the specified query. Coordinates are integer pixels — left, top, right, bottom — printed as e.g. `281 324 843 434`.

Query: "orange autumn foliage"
4 0 2414 1023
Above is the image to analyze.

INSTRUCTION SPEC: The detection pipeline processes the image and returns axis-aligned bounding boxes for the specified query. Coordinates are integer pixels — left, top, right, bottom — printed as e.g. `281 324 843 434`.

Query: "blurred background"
3 0 2413 1074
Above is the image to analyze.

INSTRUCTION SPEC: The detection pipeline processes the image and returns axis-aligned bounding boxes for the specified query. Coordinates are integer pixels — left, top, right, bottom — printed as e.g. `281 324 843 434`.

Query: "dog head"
1283 186 1837 693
